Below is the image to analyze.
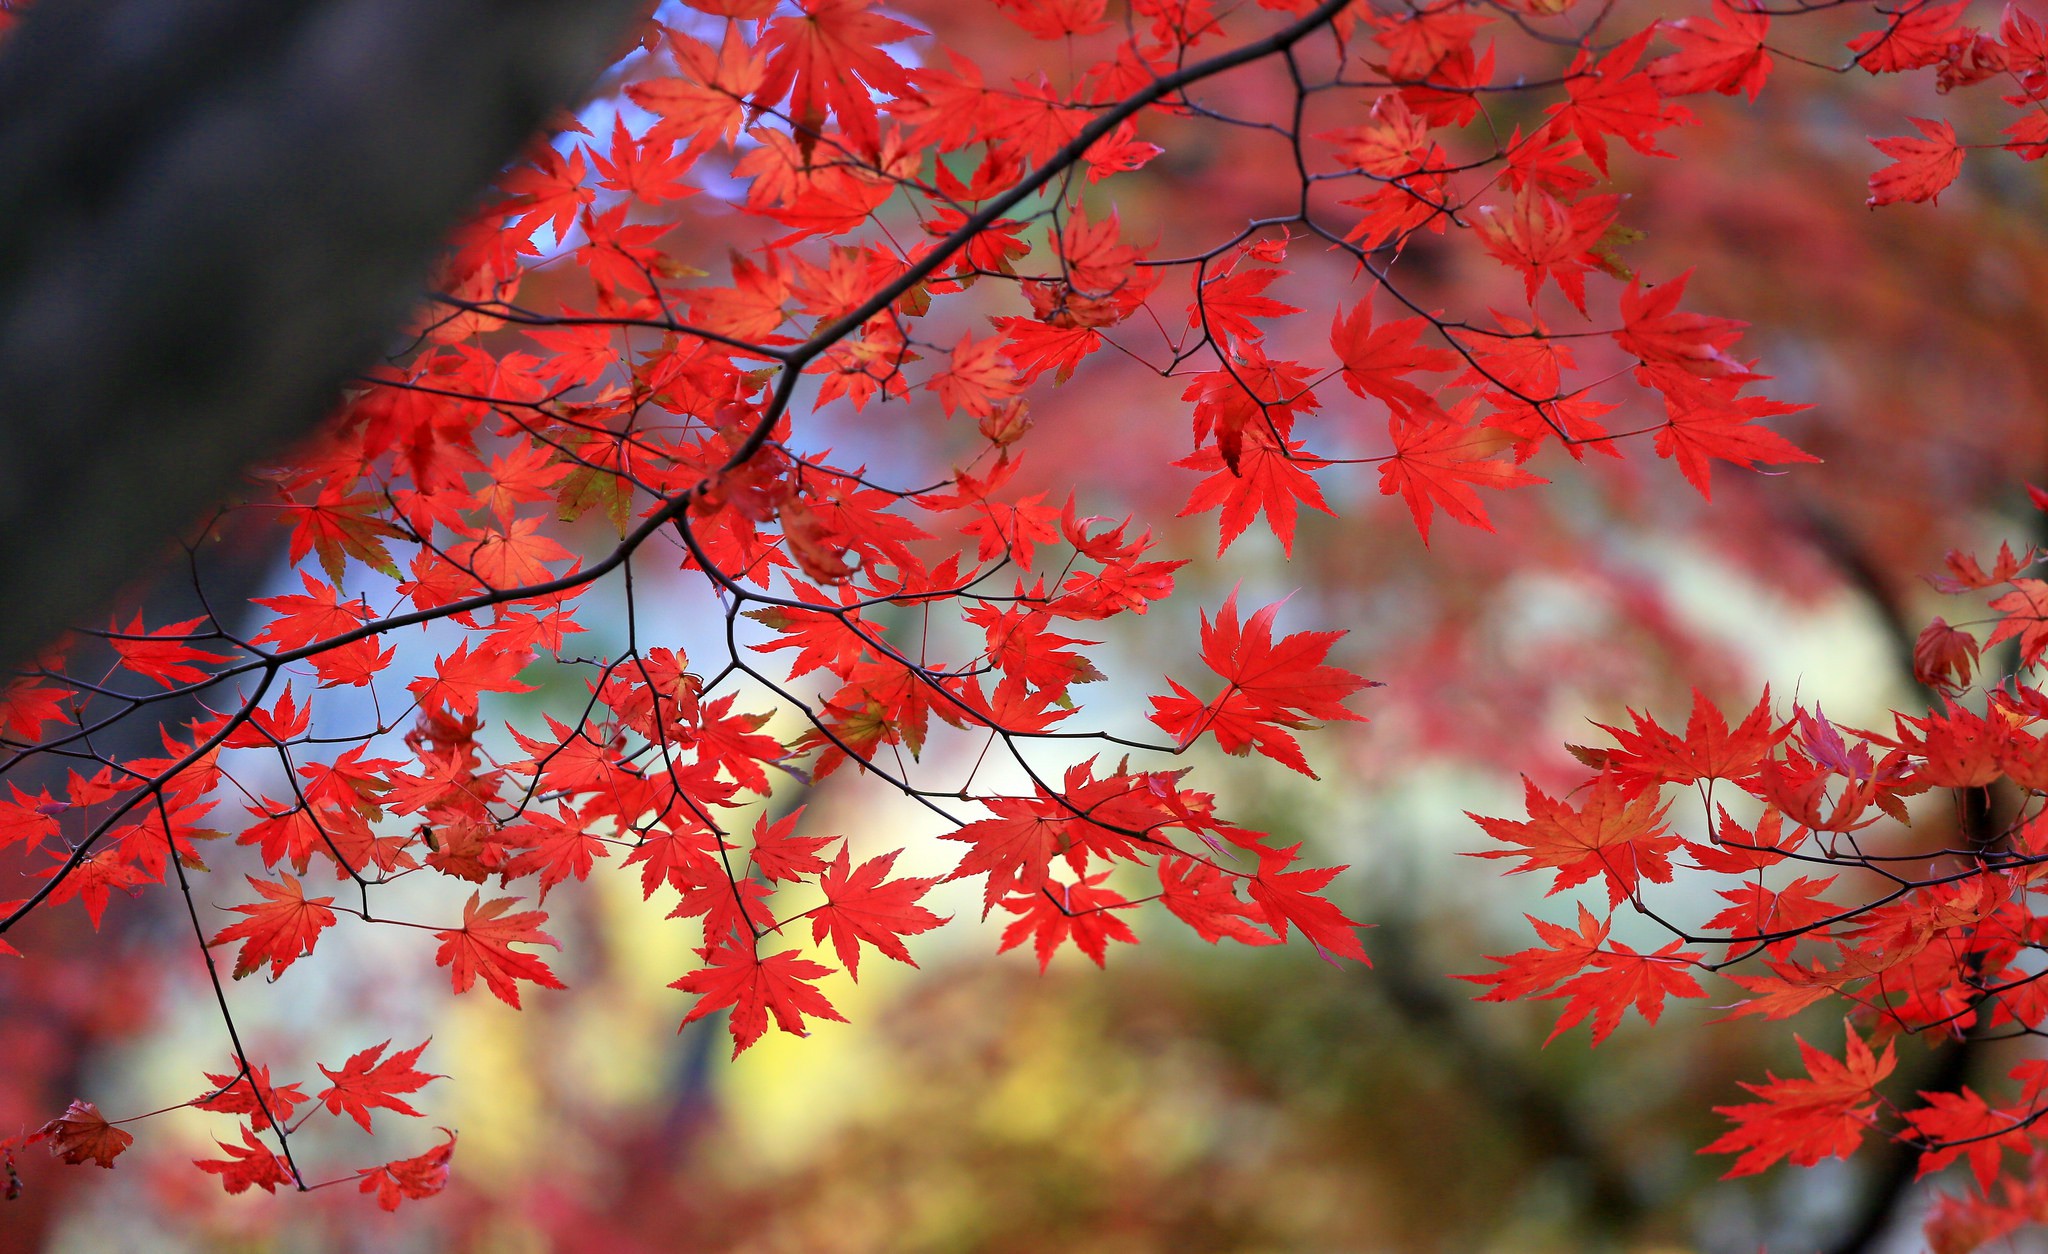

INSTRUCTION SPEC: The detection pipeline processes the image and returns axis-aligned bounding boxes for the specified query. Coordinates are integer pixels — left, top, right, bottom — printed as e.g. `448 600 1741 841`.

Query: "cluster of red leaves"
1465 516 2048 1247
5 1044 447 1209
0 0 2031 1222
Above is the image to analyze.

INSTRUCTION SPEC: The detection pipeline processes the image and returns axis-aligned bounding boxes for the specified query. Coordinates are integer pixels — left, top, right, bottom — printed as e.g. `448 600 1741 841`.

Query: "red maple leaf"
1331 297 1458 411
355 1130 456 1212
673 932 847 1057
433 893 567 1008
1590 687 1783 788
810 846 947 978
407 642 536 717
755 0 923 152
1703 1024 1896 1177
193 1060 307 1132
1176 428 1335 558
1847 0 1968 72
249 570 375 649
316 1039 439 1133
1469 772 1680 906
998 874 1139 971
1156 855 1279 946
27 1100 132 1168
1867 118 1965 206
1540 937 1705 1045
1189 267 1301 351
194 1124 292 1195
108 614 230 688
1247 846 1370 964
1545 28 1692 174
1904 1087 2034 1193
1639 363 1817 498
747 807 836 882
1148 592 1371 778
1377 406 1545 543
1988 578 2048 667
1613 271 1746 375
208 873 337 980
1649 0 1773 100
1460 903 1610 1003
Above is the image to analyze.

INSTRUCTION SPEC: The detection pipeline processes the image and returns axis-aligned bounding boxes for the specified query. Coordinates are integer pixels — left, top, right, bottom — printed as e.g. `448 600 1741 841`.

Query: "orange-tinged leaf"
1540 936 1705 1045
208 873 338 980
1469 772 1680 906
433 893 566 1008
1377 408 1545 543
316 1039 439 1133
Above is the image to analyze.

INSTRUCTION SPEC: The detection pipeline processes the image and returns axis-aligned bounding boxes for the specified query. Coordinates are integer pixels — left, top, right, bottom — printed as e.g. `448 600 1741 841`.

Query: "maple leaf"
194 1124 292 1195
755 0 924 153
1848 0 1968 72
1474 187 1620 313
1988 579 2048 667
1148 593 1371 779
1460 903 1609 1003
407 642 536 717
108 614 230 688
1175 428 1335 558
1469 772 1680 906
356 1130 456 1212
1157 855 1280 946
1331 297 1458 411
1591 687 1782 788
1377 406 1545 543
1545 28 1692 174
1649 0 1773 100
1541 937 1706 1045
1867 118 1965 206
499 803 609 902
1613 271 1746 375
448 516 574 589
434 893 567 1008
28 1100 132 1168
1703 1024 1896 1177
1247 847 1370 964
747 807 835 883
810 846 946 978
928 334 1023 419
632 26 767 155
1903 1087 2033 1193
1189 267 1301 351
193 1061 307 1132
1639 363 1817 498
673 933 848 1057
316 1039 438 1133
998 874 1139 971
279 486 405 587
209 873 338 980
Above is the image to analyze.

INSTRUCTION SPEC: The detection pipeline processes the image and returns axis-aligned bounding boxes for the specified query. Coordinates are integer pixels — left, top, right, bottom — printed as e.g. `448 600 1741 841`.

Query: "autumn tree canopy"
4 0 2048 1248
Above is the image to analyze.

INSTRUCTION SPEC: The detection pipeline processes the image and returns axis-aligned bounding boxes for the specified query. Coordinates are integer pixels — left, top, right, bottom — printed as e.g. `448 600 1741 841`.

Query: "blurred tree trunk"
0 0 650 672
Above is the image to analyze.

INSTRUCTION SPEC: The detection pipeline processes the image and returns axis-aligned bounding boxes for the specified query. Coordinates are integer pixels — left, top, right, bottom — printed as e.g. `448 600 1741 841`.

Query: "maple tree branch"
0 0 653 674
